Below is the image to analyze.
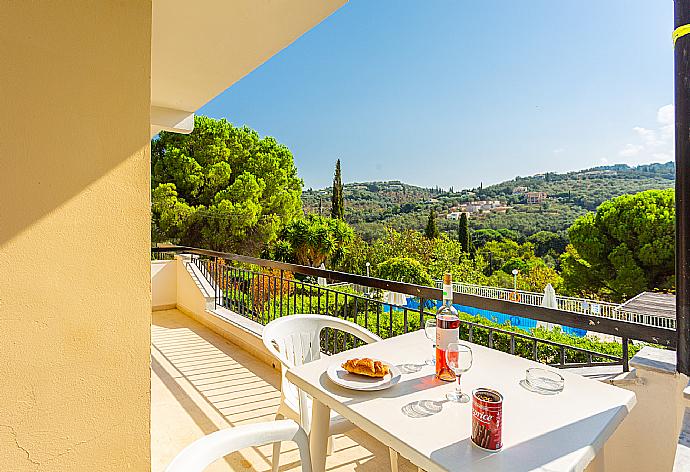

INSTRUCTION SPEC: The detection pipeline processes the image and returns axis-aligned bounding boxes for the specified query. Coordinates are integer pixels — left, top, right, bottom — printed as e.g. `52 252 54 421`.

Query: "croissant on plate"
341 358 389 378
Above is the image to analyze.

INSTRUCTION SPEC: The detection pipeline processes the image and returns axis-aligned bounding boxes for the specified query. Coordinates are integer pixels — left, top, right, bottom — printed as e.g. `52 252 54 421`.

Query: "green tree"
527 231 568 257
559 244 602 298
561 189 675 301
486 258 562 292
428 245 487 284
151 116 302 254
472 229 505 247
425 209 439 239
497 228 522 242
362 228 487 284
501 257 530 275
376 257 433 286
521 264 562 292
480 239 536 272
334 234 373 274
458 213 470 253
269 214 353 267
331 159 344 220
370 228 435 266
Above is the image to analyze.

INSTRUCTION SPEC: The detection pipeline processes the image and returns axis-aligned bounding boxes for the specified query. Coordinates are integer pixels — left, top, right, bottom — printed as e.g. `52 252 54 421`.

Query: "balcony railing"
433 280 677 330
152 246 678 372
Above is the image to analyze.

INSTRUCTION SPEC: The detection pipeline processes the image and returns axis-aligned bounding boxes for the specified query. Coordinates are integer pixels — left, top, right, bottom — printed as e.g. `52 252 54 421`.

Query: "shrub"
377 257 433 286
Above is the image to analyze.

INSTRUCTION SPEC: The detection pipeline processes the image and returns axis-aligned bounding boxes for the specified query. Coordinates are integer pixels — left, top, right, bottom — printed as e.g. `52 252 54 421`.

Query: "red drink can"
471 388 503 451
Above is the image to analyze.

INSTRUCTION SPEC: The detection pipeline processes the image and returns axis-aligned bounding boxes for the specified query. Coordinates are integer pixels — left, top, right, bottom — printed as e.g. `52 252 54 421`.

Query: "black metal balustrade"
152 246 678 372
151 249 175 260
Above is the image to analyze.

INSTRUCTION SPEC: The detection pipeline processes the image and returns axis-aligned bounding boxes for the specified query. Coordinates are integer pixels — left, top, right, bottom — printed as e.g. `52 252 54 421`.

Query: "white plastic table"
285 330 635 472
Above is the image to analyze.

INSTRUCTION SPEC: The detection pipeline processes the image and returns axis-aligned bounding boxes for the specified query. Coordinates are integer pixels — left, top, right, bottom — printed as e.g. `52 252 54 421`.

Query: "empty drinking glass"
445 342 473 402
424 319 436 365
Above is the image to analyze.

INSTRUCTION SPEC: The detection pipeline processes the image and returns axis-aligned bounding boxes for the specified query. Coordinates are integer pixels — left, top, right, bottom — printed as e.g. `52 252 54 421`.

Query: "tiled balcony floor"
152 309 416 472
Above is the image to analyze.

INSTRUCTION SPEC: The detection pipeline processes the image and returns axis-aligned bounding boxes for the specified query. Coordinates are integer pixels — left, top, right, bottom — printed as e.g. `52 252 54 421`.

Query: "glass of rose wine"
424 319 436 365
445 342 473 402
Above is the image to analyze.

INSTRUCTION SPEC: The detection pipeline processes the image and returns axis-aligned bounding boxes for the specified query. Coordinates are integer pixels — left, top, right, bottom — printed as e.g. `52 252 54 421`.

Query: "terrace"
5 2 690 471
151 247 688 471
151 308 415 471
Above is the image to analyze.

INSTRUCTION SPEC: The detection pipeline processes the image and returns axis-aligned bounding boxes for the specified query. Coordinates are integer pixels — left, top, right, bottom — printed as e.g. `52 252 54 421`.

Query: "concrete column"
604 347 689 471
0 2 152 470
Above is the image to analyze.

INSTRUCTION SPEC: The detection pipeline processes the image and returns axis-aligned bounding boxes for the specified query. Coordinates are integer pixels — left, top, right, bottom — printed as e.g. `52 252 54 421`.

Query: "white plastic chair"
262 313 400 472
165 419 311 472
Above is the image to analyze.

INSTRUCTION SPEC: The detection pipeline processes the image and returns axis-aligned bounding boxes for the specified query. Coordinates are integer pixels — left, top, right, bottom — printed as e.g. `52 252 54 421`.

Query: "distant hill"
302 162 675 240
473 161 675 210
303 180 439 221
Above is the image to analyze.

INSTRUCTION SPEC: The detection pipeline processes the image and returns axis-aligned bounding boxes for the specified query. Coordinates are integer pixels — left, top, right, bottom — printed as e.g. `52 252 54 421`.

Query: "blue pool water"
389 298 587 338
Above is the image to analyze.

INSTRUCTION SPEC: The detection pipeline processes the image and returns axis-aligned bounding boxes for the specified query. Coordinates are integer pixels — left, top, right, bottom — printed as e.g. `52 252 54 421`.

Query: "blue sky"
199 1 674 189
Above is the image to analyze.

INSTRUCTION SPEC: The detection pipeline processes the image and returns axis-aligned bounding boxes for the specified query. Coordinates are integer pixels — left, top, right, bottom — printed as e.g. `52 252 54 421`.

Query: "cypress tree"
458 212 470 253
331 159 344 220
425 209 439 239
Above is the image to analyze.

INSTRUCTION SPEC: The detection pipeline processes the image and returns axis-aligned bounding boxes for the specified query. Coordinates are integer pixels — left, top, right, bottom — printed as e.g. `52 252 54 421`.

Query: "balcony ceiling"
151 0 347 134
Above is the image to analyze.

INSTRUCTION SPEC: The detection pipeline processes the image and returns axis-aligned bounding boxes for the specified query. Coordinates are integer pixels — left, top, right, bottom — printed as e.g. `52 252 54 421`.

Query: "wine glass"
424 319 436 365
445 342 473 402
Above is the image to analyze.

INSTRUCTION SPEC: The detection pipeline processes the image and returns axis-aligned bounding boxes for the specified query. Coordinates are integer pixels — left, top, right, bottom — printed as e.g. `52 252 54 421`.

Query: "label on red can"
471 388 503 451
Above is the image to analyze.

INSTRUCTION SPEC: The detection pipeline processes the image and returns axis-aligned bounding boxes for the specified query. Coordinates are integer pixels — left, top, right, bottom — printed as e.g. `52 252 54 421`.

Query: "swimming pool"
397 298 587 338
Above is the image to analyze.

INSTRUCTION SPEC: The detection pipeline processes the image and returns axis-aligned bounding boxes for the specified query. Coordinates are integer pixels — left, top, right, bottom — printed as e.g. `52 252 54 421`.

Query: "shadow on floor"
152 309 412 472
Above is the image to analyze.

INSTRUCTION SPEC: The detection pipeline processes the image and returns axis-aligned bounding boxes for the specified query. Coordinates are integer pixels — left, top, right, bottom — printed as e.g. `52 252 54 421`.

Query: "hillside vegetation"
303 163 675 241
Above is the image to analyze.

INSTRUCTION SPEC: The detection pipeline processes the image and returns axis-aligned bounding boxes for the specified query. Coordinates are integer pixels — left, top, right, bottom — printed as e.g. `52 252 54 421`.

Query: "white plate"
327 361 402 391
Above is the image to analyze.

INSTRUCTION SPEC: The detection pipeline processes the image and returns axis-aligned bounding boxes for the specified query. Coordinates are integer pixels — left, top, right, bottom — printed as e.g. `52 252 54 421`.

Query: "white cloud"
619 143 643 157
633 126 660 146
617 104 674 164
553 148 565 154
658 104 674 127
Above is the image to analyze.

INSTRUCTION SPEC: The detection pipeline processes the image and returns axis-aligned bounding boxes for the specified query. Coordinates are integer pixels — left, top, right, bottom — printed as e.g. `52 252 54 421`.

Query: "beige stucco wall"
604 354 688 471
176 256 212 317
152 260 177 311
0 2 152 471
168 257 278 370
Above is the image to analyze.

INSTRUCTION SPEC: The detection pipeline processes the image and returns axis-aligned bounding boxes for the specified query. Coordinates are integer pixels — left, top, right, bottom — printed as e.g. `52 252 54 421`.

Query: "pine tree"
331 159 344 220
425 209 439 239
458 212 470 253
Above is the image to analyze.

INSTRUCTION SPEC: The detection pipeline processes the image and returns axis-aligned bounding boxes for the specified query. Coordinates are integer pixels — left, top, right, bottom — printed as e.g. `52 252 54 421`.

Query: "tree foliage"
425 209 439 239
479 240 536 272
458 213 470 253
376 257 433 286
151 116 303 254
336 228 487 283
561 189 675 301
526 231 568 257
267 214 354 267
331 159 344 220
472 228 520 247
303 163 674 242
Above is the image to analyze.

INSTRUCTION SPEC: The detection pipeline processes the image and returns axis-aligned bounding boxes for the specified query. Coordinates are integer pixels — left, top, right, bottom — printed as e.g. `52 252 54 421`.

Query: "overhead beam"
675 0 690 375
150 105 194 136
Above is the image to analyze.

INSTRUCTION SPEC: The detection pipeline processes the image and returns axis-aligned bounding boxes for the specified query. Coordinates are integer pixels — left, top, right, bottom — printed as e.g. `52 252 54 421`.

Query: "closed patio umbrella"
385 291 407 307
538 283 558 330
392 291 407 307
542 283 557 308
317 263 327 287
